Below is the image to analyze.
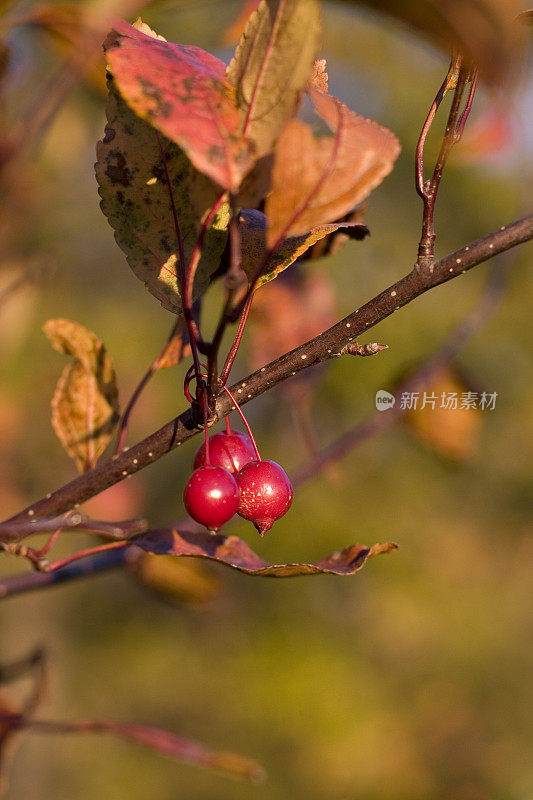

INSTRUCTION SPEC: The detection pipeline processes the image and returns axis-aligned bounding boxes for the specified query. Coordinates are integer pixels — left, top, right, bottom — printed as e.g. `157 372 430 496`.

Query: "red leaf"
104 21 254 191
134 528 396 577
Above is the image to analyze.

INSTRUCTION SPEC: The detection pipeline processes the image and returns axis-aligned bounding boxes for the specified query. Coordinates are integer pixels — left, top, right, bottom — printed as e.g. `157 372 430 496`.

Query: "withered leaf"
104 20 254 191
227 0 321 160
240 208 367 287
403 367 482 462
43 319 119 472
134 528 397 577
96 77 229 314
266 84 400 244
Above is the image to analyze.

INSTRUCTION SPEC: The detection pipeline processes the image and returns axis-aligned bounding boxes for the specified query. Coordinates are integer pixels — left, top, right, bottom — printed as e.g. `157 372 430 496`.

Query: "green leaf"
95 78 229 315
43 319 120 473
227 0 321 159
239 208 366 287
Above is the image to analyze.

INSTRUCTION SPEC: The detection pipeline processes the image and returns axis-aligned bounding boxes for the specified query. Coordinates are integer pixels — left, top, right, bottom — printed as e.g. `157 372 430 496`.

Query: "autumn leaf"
227 0 321 160
43 319 119 472
103 20 254 191
403 367 482 461
265 83 400 244
96 77 229 314
134 528 397 577
240 208 367 287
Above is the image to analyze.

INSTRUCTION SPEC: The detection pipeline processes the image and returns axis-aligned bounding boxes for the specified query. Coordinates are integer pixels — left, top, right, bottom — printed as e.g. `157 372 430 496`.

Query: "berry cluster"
184 428 292 535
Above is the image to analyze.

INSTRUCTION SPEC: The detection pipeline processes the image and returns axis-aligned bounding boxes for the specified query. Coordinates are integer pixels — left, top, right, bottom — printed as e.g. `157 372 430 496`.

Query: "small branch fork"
416 53 479 269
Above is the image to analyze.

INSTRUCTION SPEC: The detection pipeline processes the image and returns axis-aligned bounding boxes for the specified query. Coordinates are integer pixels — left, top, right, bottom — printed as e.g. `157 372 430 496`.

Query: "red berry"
183 466 239 531
236 460 293 535
193 430 256 475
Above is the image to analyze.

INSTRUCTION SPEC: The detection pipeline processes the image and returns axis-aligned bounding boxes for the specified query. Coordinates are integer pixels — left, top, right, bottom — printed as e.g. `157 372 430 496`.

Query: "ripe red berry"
183 466 239 531
193 430 256 475
236 460 293 535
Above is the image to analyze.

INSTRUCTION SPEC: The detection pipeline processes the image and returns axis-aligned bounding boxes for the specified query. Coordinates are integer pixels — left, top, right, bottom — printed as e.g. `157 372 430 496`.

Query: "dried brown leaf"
43 319 119 472
134 528 397 577
266 86 400 244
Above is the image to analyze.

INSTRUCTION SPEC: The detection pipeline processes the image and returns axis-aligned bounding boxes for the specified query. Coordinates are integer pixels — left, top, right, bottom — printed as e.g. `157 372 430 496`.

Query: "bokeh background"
1 1 532 798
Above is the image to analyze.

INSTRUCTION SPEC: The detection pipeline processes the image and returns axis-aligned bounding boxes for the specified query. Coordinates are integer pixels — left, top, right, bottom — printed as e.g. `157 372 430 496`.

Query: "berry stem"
46 540 129 573
225 415 232 435
221 385 261 461
219 292 254 387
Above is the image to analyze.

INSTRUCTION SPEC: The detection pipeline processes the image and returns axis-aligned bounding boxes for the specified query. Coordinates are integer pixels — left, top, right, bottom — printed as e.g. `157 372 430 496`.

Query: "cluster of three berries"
184 430 293 535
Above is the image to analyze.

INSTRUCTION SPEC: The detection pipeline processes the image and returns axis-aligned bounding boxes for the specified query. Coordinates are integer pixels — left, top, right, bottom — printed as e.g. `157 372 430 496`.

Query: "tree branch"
4 213 532 525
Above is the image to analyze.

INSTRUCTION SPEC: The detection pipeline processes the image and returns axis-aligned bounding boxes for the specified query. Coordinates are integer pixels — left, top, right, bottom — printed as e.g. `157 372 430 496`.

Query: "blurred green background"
1 1 532 798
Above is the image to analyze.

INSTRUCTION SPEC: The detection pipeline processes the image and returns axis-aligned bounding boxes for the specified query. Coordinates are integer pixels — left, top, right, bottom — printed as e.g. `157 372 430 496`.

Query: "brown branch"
4 214 532 527
0 547 136 600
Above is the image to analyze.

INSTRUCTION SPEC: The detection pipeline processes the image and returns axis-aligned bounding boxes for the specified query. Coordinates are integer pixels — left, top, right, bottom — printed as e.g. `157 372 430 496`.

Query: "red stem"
221 386 261 461
219 292 254 386
46 540 128 573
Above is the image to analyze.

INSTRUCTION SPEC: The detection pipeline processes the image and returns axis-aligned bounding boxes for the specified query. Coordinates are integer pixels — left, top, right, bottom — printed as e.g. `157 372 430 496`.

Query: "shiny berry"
183 466 239 531
193 430 256 475
236 460 293 535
